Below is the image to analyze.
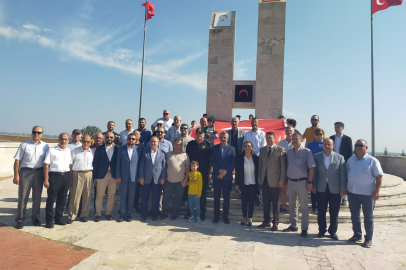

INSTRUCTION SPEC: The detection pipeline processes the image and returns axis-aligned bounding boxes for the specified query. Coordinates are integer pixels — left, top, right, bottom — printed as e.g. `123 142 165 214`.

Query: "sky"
0 0 405 152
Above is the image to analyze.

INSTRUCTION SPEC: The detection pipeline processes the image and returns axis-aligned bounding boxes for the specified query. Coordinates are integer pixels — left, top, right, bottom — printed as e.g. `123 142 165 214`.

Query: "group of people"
12 110 383 248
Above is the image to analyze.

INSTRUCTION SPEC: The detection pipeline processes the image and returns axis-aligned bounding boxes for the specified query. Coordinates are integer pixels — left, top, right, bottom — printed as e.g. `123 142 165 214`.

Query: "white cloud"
234 59 254 80
0 24 207 91
23 24 40 31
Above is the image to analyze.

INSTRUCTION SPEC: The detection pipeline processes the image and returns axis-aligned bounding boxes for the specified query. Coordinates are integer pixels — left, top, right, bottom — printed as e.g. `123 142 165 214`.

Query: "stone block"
272 45 284 55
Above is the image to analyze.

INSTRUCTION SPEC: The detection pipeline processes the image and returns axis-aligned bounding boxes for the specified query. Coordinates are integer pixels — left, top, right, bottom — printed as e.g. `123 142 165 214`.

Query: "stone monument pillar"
255 0 286 119
206 12 236 121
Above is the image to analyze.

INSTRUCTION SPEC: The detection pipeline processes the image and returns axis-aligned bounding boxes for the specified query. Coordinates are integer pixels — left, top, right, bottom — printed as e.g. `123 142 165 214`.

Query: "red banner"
190 119 286 145
373 0 403 14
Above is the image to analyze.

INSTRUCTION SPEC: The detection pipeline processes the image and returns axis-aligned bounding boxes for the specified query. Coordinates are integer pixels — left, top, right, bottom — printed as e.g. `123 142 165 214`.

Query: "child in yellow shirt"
188 161 202 222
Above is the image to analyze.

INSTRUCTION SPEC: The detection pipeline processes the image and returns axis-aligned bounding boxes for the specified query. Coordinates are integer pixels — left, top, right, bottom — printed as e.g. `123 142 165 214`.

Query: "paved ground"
0 178 406 270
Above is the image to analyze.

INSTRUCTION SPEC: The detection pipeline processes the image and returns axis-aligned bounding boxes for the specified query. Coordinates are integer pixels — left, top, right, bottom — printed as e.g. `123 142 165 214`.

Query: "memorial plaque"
213 12 232 27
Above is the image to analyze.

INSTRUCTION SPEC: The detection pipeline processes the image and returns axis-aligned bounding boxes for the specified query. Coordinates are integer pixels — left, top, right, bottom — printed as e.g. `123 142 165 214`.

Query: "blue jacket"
93 144 119 179
211 144 236 181
116 145 143 182
138 128 152 147
138 148 167 185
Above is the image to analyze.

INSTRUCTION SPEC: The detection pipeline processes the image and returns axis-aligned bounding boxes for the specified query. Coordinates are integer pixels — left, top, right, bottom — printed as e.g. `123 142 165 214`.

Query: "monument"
206 0 286 120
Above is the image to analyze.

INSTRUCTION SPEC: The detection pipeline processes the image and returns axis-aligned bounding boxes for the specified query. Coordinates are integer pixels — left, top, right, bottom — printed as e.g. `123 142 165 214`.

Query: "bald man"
67 135 95 224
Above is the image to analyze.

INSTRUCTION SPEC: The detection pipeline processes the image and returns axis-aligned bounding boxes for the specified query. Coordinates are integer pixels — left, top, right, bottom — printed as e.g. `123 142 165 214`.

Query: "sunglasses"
128 138 136 141
315 133 323 136
32 131 43 135
181 128 188 130
163 113 169 115
156 131 164 134
355 144 366 148
311 119 318 121
106 136 114 139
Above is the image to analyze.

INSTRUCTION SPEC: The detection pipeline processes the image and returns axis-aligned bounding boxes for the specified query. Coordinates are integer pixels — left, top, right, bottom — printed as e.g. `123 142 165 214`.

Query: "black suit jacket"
93 144 119 179
235 154 259 187
330 134 353 162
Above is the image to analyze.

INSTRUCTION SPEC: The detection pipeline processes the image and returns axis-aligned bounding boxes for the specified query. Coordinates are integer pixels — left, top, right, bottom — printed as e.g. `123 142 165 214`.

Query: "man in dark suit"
116 133 143 222
93 132 119 222
258 132 287 231
329 122 353 206
138 136 167 222
226 117 246 157
211 132 236 224
312 139 347 240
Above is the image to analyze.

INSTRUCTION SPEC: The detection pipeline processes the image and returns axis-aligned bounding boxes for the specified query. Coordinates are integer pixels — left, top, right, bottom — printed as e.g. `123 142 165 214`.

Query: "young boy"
188 161 203 222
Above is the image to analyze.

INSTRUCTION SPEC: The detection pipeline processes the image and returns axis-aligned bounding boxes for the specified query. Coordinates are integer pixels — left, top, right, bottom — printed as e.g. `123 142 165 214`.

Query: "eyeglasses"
156 131 164 134
32 131 43 135
107 136 114 139
163 113 169 115
128 138 136 141
181 128 188 130
315 133 323 136
311 119 318 121
355 144 366 148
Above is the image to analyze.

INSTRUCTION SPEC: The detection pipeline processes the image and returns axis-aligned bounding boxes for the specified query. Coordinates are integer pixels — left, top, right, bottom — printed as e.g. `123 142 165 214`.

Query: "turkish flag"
373 0 403 14
142 2 155 20
190 119 286 145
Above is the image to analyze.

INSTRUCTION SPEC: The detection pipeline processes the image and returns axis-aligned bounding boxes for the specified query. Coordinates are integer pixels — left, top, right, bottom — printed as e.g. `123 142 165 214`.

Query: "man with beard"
103 121 121 145
137 118 152 146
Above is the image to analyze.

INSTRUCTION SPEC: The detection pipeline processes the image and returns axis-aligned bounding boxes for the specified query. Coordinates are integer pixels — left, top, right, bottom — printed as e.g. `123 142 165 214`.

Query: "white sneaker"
188 216 195 222
196 217 201 223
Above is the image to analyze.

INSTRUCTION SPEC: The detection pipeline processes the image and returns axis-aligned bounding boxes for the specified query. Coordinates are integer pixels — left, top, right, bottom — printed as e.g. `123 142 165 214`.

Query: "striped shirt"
347 154 384 196
165 125 181 144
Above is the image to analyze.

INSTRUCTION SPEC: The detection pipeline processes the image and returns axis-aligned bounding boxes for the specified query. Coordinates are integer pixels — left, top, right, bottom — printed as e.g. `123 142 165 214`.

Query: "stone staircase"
110 174 406 223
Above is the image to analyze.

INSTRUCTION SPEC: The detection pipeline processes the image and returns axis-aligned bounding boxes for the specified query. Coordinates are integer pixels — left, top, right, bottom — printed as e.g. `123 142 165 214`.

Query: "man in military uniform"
185 128 212 221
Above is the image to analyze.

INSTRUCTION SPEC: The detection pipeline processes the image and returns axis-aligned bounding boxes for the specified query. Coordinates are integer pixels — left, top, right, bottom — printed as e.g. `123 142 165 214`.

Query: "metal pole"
371 0 375 156
139 0 148 120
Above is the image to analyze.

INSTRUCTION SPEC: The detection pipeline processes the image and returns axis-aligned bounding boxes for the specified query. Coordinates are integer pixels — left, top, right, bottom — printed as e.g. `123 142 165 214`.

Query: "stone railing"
0 142 58 177
376 155 406 181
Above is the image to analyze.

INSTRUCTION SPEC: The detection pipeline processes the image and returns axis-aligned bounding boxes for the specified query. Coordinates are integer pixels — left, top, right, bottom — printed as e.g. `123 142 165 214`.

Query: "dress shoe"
126 217 132 222
312 208 318 215
45 222 54 229
247 219 252 227
80 217 88 223
95 216 101 222
141 218 147 222
330 233 339 240
301 230 308 237
200 214 206 221
257 222 271 228
223 216 230 224
240 218 246 226
318 232 325 238
159 214 168 220
170 215 177 220
15 221 23 229
341 199 347 206
271 224 278 231
280 208 287 214
117 217 125 222
363 239 372 248
283 226 298 232
348 235 363 242
33 219 41 226
106 215 113 221
66 219 74 224
55 219 66 226
152 217 158 221
213 217 219 223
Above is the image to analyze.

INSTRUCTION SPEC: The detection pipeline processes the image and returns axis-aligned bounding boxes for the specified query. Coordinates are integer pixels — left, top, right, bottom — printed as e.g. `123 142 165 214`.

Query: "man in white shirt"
243 118 266 156
277 125 295 214
43 133 72 228
67 135 95 224
13 126 49 229
151 109 174 132
120 119 135 146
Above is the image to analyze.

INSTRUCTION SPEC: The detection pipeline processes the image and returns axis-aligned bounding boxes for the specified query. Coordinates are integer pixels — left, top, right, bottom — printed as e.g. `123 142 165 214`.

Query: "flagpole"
370 0 376 157
139 0 148 120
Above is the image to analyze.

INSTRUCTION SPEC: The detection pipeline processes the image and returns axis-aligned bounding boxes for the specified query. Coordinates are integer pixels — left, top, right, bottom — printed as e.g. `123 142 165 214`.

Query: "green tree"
401 150 405 156
383 146 388 155
81 126 101 138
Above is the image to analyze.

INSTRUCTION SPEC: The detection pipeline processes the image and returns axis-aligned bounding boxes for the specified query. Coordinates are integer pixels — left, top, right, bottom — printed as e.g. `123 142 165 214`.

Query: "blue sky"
0 0 405 152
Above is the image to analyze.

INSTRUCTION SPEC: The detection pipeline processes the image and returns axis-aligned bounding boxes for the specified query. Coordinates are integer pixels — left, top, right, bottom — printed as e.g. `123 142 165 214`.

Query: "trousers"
262 177 281 224
16 168 44 222
68 171 93 220
141 180 162 219
95 171 117 216
46 172 70 222
162 181 185 216
188 194 201 217
213 179 232 218
241 184 256 218
316 184 341 235
288 179 309 230
348 191 375 241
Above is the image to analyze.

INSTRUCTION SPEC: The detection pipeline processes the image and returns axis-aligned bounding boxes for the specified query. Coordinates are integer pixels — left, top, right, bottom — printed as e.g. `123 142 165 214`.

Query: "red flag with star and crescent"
373 0 403 14
142 1 155 20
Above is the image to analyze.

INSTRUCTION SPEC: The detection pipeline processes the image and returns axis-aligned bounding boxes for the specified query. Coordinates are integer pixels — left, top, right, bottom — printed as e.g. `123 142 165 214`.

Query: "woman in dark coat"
235 140 259 226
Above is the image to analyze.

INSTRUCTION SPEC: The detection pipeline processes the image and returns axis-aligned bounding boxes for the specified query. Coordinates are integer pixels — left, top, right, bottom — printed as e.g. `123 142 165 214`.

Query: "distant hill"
0 133 58 143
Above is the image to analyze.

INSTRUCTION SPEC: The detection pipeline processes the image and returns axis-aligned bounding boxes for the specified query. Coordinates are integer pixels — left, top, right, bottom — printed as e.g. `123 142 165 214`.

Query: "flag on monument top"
373 0 403 14
142 1 155 20
189 119 286 145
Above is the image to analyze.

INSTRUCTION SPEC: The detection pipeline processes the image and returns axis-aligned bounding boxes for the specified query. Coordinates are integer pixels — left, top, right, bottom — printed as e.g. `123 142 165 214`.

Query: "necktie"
268 147 272 157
